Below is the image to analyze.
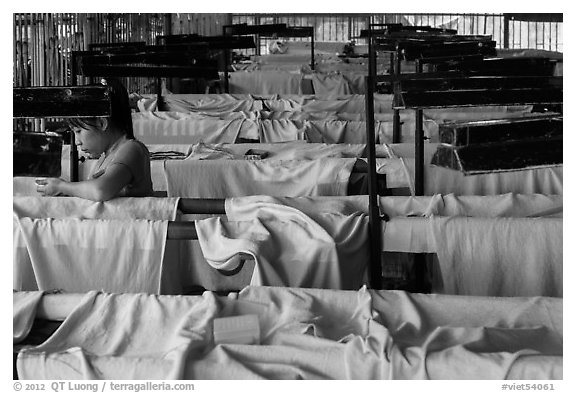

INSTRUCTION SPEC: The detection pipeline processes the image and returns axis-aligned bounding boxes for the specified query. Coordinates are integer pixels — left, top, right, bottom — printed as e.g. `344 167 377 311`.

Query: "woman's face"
73 127 107 158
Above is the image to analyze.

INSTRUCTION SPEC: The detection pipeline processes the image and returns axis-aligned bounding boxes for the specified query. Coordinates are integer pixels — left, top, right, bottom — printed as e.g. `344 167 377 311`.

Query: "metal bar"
167 221 197 240
70 130 78 182
398 88 563 109
178 198 226 214
13 14 18 87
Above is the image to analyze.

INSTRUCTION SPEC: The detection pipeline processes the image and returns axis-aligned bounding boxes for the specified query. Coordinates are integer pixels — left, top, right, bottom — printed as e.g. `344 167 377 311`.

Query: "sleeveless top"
89 136 153 197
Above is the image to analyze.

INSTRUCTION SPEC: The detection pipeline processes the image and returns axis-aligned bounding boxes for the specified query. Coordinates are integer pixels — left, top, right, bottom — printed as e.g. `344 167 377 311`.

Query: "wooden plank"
89 41 146 50
434 56 558 76
400 40 497 60
76 51 217 66
261 26 313 38
397 88 563 109
394 75 562 92
13 86 111 118
431 138 563 175
157 34 256 49
223 23 287 36
78 64 220 79
505 13 562 23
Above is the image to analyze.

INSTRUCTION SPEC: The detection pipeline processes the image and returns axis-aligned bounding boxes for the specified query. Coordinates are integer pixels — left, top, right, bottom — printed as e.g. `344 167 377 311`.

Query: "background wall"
13 13 562 91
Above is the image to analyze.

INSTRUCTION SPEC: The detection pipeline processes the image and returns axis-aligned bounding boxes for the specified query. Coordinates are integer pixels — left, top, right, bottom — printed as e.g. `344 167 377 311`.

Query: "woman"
36 79 153 201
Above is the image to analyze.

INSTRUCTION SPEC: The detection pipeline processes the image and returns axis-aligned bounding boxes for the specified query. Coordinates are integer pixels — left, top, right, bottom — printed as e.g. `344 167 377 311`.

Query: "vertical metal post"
364 25 383 290
414 59 424 196
310 29 315 71
70 50 79 182
392 48 402 143
222 25 230 93
223 49 230 93
70 131 78 182
503 14 510 49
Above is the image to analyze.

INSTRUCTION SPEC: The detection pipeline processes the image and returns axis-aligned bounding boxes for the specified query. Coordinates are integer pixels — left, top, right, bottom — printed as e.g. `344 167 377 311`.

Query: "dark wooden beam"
13 86 111 118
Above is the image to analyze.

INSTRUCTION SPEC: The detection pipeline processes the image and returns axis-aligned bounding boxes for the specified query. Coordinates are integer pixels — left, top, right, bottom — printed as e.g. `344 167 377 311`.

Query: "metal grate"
232 13 562 52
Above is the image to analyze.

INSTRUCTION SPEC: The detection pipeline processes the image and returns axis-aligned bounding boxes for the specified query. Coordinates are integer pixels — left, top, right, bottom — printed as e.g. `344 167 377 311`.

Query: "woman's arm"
36 163 132 202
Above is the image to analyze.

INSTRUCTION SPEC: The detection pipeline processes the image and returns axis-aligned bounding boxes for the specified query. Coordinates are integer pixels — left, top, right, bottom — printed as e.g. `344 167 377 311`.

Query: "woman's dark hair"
68 78 134 139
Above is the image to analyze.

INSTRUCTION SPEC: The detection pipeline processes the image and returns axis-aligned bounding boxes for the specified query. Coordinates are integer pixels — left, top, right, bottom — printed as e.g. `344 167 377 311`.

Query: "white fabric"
311 73 353 96
13 291 45 343
422 165 564 196
17 287 561 380
440 193 563 217
133 116 253 144
16 218 168 294
164 158 355 198
229 71 303 95
13 197 180 292
13 196 179 220
17 291 222 380
306 119 376 144
429 216 562 297
198 141 391 161
196 201 368 289
68 143 393 194
258 119 308 142
13 177 38 197
225 193 563 257
226 195 369 222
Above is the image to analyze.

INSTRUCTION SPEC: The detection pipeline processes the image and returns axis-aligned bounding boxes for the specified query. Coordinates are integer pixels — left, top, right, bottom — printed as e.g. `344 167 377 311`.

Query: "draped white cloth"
229 71 304 95
428 216 563 297
132 115 255 144
13 291 45 344
163 158 355 198
17 286 562 380
196 209 368 289
16 218 168 294
13 197 179 294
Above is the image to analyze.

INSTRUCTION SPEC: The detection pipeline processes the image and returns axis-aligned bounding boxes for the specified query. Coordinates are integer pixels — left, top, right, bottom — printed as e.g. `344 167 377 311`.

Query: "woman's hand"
35 178 65 197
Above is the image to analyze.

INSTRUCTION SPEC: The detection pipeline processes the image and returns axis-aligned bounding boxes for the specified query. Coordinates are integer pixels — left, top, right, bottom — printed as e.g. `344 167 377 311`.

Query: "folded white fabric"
198 200 368 289
164 158 355 198
16 287 562 380
13 291 45 344
17 218 168 294
428 216 562 297
17 291 222 379
13 196 179 220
